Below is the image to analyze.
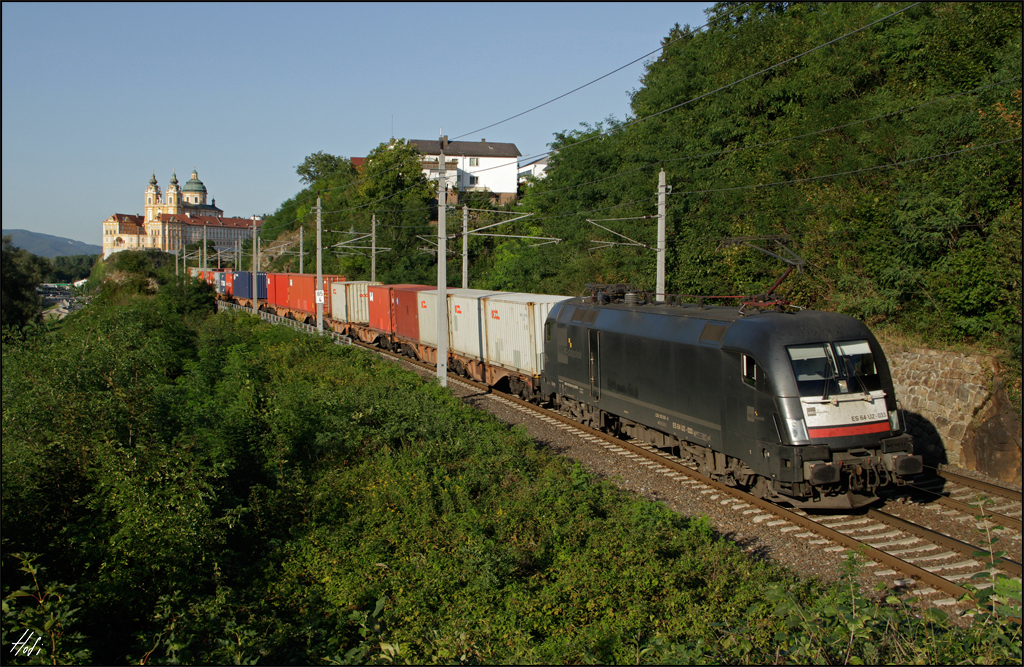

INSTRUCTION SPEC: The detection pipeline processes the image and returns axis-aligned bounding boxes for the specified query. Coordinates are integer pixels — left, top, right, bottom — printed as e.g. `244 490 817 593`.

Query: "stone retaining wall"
883 346 1022 484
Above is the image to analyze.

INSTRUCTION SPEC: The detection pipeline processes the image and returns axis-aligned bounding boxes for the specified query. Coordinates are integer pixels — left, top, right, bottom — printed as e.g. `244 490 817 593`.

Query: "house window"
469 158 479 166
469 176 479 186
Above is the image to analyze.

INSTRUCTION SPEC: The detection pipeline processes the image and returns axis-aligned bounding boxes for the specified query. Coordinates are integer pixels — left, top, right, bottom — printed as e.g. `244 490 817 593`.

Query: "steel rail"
932 468 1022 502
439 380 978 603
868 508 1022 578
920 494 1023 533
908 470 1023 532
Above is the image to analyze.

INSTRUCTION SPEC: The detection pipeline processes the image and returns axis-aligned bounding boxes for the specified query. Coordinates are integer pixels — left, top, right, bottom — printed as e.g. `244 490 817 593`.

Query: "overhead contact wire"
451 2 749 142
463 2 922 180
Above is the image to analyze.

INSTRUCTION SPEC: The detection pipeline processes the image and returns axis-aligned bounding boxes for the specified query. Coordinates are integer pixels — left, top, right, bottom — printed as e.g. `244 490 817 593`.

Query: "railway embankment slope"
3 287 1020 664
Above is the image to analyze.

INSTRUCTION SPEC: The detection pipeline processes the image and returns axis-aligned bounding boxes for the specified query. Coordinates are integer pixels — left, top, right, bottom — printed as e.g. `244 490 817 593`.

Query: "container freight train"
200 269 921 509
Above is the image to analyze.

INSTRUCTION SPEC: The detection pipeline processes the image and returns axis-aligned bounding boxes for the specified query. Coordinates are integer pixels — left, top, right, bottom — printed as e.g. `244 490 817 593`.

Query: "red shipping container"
225 271 234 296
267 273 286 309
283 274 313 315
367 284 429 333
367 284 394 332
392 285 434 342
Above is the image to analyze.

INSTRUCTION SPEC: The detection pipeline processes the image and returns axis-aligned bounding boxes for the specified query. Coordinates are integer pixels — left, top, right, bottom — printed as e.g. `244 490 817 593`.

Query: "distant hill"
2 229 102 258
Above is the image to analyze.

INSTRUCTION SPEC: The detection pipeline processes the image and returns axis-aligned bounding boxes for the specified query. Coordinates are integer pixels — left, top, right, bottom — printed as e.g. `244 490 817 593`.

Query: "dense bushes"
3 287 1020 663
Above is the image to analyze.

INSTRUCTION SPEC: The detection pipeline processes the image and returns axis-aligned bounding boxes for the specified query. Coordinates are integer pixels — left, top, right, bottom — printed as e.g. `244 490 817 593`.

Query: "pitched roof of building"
518 155 549 168
109 214 144 224
409 139 521 159
159 214 261 228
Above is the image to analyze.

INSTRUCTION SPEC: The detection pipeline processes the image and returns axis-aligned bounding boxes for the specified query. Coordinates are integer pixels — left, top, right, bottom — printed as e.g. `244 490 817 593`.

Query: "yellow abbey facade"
102 169 261 259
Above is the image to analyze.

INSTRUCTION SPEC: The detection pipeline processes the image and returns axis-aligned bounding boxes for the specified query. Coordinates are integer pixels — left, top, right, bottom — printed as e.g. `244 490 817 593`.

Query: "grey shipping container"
330 281 380 325
481 293 572 376
419 289 508 356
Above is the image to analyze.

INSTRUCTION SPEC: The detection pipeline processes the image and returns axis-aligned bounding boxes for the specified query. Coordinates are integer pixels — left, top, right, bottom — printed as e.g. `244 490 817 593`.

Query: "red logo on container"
491 310 500 320
454 305 462 314
421 300 427 308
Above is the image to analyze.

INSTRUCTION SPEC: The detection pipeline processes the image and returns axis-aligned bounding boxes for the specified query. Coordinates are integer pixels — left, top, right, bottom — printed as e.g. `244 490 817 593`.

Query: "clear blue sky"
2 2 715 246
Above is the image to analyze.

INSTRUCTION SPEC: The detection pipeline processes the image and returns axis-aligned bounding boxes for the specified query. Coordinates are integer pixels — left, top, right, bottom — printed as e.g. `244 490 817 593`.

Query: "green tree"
1 235 47 331
518 1 1022 354
357 139 433 207
50 254 98 283
296 150 355 186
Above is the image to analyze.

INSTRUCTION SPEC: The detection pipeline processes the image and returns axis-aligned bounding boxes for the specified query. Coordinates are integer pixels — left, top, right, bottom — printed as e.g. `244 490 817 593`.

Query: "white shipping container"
481 293 572 376
417 290 440 347
329 281 379 324
330 282 346 322
417 289 506 351
449 289 507 360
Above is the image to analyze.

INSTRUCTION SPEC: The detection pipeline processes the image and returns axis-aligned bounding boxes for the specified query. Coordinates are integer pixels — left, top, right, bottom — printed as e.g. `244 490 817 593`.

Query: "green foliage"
2 234 46 331
109 248 174 277
47 255 97 283
296 151 356 187
2 554 92 665
5 299 1021 663
500 2 1022 362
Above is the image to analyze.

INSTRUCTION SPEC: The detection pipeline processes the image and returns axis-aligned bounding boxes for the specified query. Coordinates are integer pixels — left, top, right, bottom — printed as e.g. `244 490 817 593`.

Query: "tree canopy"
508 2 1021 356
1 235 46 331
295 150 355 186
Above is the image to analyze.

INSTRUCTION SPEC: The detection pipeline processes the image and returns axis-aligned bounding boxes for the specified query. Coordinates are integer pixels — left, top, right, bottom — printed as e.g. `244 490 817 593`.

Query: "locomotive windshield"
787 340 882 398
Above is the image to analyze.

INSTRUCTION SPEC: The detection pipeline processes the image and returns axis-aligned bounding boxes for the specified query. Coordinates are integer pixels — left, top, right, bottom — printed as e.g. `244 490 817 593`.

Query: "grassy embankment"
2 280 1020 664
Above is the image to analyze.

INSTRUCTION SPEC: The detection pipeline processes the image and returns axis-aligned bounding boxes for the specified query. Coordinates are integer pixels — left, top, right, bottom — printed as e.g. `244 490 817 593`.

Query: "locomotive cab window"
741 354 771 392
787 340 881 398
742 354 757 386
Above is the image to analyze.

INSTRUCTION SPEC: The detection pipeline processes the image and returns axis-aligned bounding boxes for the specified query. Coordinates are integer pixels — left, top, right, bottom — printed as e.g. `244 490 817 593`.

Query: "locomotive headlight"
786 418 810 443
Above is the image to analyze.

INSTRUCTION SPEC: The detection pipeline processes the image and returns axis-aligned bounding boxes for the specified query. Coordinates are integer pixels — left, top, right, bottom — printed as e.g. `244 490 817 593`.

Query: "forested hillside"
257 2 1020 369
512 2 1021 347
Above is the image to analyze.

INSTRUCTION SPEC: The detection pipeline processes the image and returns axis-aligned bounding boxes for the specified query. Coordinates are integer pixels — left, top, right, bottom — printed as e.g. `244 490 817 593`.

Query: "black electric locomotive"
541 288 922 509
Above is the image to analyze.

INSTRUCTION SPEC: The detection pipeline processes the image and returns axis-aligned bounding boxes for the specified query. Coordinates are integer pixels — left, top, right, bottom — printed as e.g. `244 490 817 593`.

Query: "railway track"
381 348 1021 612
905 467 1023 532
230 302 1023 614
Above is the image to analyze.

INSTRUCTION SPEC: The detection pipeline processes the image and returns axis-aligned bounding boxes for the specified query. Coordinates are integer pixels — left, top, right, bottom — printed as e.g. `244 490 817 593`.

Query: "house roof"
159 214 261 228
109 214 144 225
518 155 549 169
409 139 521 159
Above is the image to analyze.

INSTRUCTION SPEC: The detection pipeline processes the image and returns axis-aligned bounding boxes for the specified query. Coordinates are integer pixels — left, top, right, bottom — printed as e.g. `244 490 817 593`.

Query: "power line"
450 2 749 142
506 136 1020 232
462 2 922 181
262 5 935 247
668 137 1021 197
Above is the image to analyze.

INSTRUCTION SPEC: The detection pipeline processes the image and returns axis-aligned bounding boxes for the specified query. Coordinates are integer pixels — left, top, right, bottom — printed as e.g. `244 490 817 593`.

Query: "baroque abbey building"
102 169 261 259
